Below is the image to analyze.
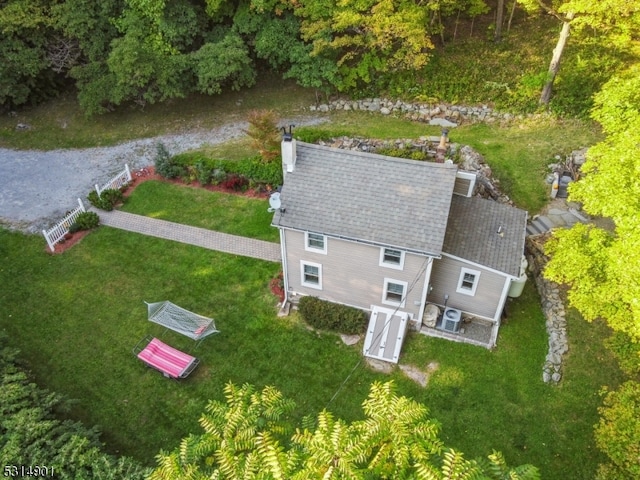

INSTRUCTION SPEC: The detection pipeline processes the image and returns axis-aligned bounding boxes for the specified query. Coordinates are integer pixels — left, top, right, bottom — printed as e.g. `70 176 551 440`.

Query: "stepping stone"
546 214 567 227
429 118 458 128
569 208 589 222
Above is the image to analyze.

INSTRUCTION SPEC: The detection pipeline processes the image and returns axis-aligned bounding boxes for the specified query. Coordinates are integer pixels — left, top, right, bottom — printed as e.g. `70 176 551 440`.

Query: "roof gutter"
275 226 442 258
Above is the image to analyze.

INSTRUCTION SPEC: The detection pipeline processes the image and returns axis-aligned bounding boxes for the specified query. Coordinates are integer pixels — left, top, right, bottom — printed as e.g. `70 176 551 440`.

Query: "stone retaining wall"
526 234 568 384
310 98 535 125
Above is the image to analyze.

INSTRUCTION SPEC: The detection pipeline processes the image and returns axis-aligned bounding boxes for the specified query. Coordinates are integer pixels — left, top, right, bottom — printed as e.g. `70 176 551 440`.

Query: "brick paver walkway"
96 209 281 262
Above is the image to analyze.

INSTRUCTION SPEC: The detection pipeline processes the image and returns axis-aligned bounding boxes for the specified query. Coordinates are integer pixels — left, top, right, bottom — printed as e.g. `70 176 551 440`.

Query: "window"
382 278 408 307
379 247 405 270
301 261 322 289
305 232 327 254
456 267 481 296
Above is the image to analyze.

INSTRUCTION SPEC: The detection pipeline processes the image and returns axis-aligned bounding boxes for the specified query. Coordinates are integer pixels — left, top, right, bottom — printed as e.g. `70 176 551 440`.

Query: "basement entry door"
363 306 409 364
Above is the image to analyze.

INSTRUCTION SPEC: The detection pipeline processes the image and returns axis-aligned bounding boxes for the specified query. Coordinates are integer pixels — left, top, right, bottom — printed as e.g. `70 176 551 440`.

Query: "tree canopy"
148 381 540 479
544 66 640 340
1 0 637 114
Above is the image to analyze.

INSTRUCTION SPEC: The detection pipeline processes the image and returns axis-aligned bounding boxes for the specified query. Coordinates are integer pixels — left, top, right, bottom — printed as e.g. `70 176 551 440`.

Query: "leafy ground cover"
0 183 623 479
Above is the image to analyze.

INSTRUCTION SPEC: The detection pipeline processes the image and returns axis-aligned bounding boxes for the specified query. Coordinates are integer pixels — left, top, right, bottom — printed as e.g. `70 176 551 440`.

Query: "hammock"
145 301 219 343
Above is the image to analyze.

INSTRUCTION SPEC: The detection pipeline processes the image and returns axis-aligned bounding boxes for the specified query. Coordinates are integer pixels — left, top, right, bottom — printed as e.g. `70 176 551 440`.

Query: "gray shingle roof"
272 141 458 255
443 196 528 277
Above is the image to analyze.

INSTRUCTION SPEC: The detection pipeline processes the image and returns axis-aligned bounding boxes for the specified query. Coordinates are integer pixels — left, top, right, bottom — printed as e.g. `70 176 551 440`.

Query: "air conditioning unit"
439 307 462 333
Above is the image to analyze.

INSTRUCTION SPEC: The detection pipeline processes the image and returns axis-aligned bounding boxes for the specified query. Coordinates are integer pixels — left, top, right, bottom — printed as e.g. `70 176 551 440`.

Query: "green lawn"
121 180 279 242
0 185 623 479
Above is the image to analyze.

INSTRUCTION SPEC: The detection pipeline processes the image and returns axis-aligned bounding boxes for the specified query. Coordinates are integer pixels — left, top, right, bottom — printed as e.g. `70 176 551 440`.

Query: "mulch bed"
48 166 273 254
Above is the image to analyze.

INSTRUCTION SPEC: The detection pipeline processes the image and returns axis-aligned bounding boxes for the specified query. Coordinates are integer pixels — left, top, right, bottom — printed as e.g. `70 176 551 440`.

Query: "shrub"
195 160 213 185
220 174 249 191
298 296 368 334
154 143 186 179
211 167 227 185
594 381 640 480
69 211 100 233
171 153 282 188
245 109 281 163
0 333 149 479
376 147 429 161
87 188 123 211
604 332 640 377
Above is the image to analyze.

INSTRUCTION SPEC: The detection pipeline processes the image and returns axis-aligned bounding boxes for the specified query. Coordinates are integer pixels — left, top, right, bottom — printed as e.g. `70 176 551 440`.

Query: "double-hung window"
456 267 481 296
379 247 405 270
305 232 327 254
382 278 407 307
301 261 322 289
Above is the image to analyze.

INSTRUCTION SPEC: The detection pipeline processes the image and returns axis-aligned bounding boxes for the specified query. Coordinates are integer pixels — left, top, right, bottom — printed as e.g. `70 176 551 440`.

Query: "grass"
298 112 602 214
0 43 614 477
0 184 624 478
121 180 279 242
0 74 315 150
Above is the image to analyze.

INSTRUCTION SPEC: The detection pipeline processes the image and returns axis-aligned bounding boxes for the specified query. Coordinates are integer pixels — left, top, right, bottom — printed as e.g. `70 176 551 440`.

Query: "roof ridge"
296 141 459 170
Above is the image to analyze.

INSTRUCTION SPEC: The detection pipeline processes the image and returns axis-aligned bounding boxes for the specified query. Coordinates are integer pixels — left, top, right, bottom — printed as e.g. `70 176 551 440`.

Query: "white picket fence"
95 164 132 197
42 198 86 252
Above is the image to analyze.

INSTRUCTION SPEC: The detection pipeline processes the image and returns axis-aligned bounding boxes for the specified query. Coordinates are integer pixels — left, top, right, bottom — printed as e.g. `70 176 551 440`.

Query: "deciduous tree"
149 381 540 479
518 0 639 105
544 67 640 340
293 0 435 91
594 381 640 480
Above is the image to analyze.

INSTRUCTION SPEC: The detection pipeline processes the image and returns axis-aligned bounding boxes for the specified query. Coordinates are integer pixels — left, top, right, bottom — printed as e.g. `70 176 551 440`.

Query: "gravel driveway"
0 117 325 233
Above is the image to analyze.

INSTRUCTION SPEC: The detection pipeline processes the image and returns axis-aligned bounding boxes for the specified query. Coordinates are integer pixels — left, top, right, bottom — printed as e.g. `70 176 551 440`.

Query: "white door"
363 306 409 364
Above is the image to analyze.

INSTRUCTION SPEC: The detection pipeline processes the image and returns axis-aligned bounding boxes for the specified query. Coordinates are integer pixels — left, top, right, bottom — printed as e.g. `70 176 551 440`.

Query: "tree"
594 381 640 480
149 381 540 479
518 0 640 105
293 0 435 92
244 110 281 162
0 0 58 107
495 0 505 41
0 334 149 479
544 67 640 340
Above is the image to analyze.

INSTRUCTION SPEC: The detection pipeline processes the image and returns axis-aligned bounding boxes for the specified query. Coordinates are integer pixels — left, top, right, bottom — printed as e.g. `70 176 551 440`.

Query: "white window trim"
456 267 481 296
379 247 405 270
382 278 408 307
300 261 323 290
304 232 327 254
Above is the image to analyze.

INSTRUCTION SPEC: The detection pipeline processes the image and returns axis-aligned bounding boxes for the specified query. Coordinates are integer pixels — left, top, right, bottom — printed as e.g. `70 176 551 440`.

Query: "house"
271 133 528 361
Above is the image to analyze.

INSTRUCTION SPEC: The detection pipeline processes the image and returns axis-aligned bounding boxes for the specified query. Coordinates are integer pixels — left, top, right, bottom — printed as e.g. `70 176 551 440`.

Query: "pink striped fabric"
137 338 195 378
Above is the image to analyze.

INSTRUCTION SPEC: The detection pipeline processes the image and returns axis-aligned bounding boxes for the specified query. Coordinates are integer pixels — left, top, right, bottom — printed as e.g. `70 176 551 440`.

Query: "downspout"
417 257 434 328
491 276 512 347
279 228 289 306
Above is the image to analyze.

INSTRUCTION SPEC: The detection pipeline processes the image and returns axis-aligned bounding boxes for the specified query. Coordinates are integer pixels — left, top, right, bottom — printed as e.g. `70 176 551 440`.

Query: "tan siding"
427 255 508 319
284 229 427 319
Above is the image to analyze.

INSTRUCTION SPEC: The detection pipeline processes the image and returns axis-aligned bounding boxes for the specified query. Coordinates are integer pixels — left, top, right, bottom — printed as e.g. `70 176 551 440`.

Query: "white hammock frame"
145 301 219 347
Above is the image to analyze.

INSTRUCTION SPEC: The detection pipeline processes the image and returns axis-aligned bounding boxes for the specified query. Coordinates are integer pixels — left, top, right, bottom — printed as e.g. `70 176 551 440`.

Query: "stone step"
526 223 544 236
526 216 554 236
535 215 555 231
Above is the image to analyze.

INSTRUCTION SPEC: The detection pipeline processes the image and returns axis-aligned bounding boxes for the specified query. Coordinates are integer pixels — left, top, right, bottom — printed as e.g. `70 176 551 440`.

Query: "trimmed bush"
69 211 100 233
87 188 123 211
298 296 368 334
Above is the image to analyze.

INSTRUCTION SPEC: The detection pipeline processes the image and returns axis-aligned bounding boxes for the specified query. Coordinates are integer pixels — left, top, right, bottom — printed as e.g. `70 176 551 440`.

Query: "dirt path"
0 117 326 233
